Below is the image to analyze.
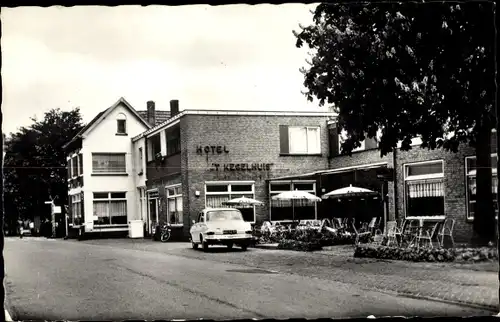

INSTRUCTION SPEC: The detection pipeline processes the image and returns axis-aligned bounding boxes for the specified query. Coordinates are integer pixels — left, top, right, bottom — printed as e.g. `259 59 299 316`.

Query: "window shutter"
279 125 289 154
328 125 339 157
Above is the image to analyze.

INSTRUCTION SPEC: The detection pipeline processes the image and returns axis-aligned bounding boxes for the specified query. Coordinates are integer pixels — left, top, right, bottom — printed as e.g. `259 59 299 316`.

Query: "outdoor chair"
351 220 372 246
403 219 421 248
438 218 455 248
386 221 398 246
368 217 383 236
392 219 408 246
417 222 440 249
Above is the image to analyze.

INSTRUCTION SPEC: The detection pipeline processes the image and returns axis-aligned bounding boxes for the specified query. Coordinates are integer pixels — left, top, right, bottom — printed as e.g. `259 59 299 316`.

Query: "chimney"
147 101 156 126
170 100 179 117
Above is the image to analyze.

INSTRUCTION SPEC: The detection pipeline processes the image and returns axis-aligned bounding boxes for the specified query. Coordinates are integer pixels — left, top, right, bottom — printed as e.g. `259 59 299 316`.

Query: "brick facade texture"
147 114 330 239
327 142 492 243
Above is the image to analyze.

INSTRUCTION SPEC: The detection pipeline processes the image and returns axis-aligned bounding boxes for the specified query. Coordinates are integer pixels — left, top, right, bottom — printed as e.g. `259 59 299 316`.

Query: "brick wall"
327 142 487 243
395 144 477 242
182 114 331 237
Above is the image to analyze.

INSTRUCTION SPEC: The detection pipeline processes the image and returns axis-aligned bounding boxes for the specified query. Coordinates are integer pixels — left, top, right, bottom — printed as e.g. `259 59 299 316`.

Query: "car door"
198 212 207 239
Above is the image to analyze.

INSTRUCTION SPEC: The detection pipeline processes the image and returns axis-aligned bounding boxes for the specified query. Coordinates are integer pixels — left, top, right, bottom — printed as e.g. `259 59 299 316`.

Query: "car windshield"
207 210 243 222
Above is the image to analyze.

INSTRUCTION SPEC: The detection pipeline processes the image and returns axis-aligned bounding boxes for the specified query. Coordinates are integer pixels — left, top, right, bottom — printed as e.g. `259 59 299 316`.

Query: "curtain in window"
176 196 183 211
407 180 444 198
92 154 126 173
110 201 127 224
307 127 320 153
93 201 109 224
206 195 230 208
289 127 307 153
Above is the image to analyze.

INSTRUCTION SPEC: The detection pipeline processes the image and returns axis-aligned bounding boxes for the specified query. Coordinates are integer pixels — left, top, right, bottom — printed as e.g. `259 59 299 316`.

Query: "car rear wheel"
241 244 248 251
227 243 233 250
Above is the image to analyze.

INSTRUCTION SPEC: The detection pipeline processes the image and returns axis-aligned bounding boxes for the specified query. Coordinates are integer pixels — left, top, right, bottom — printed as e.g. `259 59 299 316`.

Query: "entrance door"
148 198 158 233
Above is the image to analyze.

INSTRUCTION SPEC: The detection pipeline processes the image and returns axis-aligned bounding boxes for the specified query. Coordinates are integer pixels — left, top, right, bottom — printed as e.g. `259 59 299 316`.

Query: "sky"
1 4 327 135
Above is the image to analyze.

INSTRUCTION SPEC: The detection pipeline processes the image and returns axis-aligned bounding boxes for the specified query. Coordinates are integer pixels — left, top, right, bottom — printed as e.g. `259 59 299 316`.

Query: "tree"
3 108 84 234
294 2 496 244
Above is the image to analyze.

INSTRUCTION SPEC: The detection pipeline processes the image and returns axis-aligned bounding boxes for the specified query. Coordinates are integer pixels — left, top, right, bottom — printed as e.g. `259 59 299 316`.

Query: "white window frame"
92 192 128 227
166 184 183 226
288 126 321 155
465 153 498 221
146 189 159 231
403 160 445 219
268 180 317 222
70 193 83 226
116 113 127 134
92 153 127 174
204 181 256 223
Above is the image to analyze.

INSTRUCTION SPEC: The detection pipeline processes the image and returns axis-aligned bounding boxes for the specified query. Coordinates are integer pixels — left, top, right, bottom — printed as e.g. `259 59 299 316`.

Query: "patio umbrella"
222 196 264 207
322 184 379 199
271 190 322 223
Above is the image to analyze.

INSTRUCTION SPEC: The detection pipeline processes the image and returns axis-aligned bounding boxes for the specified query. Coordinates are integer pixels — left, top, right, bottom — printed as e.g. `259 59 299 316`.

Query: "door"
148 198 158 233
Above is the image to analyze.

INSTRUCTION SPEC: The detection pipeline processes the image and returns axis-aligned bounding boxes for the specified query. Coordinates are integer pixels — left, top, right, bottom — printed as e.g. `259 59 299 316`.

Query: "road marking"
5 309 13 321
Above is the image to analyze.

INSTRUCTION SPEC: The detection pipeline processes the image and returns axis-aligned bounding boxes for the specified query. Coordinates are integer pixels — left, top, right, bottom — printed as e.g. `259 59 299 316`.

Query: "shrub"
277 239 323 252
354 244 498 263
256 227 374 248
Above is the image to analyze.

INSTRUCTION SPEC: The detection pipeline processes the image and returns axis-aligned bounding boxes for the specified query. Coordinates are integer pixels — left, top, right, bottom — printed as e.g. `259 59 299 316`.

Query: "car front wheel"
240 244 248 251
201 235 209 252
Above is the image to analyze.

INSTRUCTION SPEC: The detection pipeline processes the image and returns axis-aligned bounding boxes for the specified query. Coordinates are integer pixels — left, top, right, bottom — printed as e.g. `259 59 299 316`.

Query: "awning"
267 162 388 181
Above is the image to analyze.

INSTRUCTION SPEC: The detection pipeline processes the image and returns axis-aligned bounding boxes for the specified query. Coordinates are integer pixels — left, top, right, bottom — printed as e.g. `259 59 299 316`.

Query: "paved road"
4 238 494 320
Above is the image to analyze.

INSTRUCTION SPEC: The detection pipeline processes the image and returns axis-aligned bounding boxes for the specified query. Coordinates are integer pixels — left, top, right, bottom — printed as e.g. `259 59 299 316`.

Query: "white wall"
81 103 149 230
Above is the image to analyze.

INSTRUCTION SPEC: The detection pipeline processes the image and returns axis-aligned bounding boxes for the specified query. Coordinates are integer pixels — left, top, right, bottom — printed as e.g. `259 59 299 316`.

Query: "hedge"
354 244 498 263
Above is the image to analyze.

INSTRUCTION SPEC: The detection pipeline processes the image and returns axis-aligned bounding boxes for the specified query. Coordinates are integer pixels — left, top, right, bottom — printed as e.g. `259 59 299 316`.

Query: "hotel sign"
211 163 274 171
196 145 229 155
196 145 273 171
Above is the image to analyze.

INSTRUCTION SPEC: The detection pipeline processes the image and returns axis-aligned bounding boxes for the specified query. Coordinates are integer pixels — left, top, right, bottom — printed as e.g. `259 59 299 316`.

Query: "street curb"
374 288 497 313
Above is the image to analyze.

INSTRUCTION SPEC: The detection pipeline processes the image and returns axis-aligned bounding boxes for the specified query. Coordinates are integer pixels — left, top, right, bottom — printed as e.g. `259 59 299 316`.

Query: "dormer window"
116 113 127 135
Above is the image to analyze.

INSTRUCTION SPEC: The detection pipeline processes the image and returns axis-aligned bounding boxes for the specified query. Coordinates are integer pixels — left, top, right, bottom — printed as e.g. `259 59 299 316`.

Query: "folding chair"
438 218 455 248
417 222 440 249
352 220 371 246
385 221 398 246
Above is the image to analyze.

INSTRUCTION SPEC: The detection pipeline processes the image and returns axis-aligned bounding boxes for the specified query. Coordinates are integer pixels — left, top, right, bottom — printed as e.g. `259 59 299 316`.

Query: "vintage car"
190 208 253 251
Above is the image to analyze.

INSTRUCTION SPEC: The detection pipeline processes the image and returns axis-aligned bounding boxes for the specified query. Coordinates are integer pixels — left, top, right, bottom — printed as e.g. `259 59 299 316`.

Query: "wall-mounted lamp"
321 188 326 193
195 191 200 198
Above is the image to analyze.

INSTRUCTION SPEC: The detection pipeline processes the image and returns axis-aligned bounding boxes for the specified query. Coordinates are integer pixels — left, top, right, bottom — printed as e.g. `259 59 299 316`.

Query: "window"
279 125 321 155
166 127 181 156
78 154 83 176
70 193 83 225
147 135 161 161
92 192 127 225
116 113 127 134
404 160 445 218
137 147 144 174
166 184 183 225
205 182 255 222
92 153 126 173
465 154 498 220
269 181 317 221
71 155 78 178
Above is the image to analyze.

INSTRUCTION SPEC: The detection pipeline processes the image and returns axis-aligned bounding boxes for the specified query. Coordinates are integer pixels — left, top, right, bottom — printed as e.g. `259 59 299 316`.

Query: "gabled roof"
63 97 151 150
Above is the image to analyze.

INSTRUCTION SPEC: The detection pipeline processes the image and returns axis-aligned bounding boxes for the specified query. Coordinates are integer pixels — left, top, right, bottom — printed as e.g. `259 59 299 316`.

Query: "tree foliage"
294 2 496 243
3 108 84 231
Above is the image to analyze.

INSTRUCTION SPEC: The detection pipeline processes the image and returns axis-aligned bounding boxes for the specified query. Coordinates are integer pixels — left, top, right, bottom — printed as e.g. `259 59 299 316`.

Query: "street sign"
53 206 62 214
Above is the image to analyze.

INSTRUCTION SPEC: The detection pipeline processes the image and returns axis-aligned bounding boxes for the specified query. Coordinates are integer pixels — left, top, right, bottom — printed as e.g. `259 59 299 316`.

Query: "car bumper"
204 234 253 245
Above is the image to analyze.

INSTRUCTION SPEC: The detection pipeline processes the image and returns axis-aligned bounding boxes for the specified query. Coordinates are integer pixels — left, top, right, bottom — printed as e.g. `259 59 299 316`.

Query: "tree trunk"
473 127 495 246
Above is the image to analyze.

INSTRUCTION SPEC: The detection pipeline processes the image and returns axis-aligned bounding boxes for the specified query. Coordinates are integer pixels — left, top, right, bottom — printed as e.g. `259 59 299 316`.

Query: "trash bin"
129 220 144 238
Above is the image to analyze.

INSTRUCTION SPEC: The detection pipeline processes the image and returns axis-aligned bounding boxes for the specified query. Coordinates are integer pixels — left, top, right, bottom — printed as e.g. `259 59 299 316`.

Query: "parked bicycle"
160 223 172 242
